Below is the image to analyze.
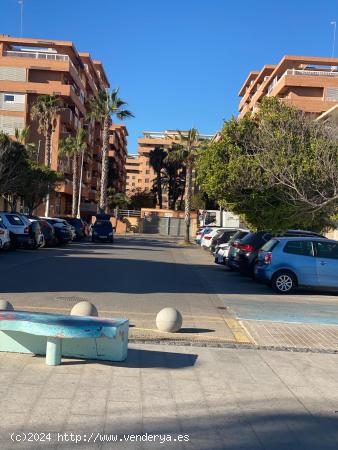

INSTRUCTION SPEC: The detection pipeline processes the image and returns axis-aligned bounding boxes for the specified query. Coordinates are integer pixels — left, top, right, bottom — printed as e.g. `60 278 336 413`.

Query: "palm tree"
59 128 87 217
88 89 133 213
167 128 200 243
30 95 64 216
149 146 167 209
30 95 64 167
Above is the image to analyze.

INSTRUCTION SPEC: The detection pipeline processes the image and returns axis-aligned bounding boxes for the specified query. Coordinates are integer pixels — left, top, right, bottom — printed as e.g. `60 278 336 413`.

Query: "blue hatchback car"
255 237 338 294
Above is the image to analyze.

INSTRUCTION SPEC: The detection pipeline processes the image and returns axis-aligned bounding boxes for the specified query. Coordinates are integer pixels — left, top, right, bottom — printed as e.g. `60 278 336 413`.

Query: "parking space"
189 241 338 351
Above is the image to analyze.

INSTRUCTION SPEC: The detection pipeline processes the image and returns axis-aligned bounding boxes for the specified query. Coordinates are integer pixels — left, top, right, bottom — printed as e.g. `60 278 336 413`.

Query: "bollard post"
46 337 62 365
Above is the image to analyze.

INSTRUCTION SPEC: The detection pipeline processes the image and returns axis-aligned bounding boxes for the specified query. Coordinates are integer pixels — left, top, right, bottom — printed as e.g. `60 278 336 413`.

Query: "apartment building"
108 124 128 194
0 35 109 217
239 55 338 118
126 130 213 207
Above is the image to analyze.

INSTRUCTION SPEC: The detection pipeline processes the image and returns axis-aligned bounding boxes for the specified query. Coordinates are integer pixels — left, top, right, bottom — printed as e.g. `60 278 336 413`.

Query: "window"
5 214 24 226
261 239 279 252
4 94 15 102
146 170 150 174
315 241 338 260
145 179 149 183
132 183 135 186
132 176 135 179
326 87 338 101
283 240 314 257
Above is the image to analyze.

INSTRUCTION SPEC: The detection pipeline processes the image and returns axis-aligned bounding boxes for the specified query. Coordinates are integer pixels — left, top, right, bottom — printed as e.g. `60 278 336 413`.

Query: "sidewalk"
0 343 338 449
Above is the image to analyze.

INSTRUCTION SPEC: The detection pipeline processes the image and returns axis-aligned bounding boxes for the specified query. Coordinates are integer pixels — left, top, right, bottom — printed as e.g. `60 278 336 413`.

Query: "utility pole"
18 1 23 37
331 21 336 58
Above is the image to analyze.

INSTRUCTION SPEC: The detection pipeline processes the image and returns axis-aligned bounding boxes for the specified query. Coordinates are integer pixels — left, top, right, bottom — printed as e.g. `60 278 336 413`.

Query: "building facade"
239 55 338 118
0 35 109 217
108 124 128 194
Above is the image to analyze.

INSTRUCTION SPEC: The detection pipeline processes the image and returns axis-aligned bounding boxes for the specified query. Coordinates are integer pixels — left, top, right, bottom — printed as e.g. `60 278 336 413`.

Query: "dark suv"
237 230 325 276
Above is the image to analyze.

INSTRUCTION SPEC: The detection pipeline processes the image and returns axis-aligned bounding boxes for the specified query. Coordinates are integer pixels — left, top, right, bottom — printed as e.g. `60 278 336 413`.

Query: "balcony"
285 69 338 78
268 69 338 95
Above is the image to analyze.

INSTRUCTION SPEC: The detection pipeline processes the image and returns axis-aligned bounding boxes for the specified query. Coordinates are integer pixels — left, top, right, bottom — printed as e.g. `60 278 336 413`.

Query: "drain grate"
217 306 227 310
54 296 88 304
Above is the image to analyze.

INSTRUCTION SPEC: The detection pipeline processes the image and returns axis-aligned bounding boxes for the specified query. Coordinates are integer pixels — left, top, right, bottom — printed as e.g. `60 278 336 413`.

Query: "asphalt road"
1 235 338 331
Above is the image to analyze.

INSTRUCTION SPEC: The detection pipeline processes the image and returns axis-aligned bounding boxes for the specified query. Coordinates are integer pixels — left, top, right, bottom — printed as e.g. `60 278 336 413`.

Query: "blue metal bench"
0 311 128 365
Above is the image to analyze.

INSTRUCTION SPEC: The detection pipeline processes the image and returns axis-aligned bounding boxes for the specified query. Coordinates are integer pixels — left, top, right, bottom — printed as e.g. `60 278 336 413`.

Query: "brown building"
0 35 109 217
108 124 128 194
126 130 213 207
239 55 338 118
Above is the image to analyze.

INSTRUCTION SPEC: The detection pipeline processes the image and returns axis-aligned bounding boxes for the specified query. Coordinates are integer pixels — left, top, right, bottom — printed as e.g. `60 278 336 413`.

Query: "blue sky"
2 0 338 153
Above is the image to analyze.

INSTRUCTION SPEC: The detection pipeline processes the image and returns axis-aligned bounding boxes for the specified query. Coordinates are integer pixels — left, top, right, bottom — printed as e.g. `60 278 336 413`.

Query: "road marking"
224 318 253 344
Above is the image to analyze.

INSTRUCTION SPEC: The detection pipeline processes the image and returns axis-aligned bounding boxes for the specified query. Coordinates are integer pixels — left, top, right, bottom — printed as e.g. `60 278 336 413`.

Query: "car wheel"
271 271 296 294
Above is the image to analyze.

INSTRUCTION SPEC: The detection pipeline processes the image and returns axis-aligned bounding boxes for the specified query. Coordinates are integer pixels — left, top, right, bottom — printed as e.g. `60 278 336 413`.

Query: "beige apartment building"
0 35 110 217
239 55 338 117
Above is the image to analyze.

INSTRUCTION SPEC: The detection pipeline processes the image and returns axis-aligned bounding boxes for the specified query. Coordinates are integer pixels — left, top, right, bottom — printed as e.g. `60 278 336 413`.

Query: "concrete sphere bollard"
156 307 182 333
70 301 98 317
0 300 14 311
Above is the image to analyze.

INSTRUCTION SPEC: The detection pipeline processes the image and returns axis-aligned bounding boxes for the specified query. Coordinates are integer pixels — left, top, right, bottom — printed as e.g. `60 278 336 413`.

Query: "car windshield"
5 214 25 226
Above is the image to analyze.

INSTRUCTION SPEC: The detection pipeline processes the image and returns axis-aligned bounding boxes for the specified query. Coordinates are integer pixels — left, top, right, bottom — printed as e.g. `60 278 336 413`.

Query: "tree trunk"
157 172 162 209
99 116 111 213
45 124 52 167
184 160 192 243
44 124 53 217
72 153 79 217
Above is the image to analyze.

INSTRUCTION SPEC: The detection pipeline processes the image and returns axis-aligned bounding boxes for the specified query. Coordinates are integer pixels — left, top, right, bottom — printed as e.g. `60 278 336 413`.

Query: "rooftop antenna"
331 21 336 58
18 0 23 36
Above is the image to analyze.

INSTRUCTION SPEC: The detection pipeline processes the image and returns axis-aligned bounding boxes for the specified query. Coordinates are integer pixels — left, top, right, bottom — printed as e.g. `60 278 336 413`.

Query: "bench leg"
46 337 62 366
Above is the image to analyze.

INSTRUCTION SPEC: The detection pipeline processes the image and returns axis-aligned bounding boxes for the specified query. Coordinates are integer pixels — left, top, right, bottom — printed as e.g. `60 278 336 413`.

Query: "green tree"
0 132 28 211
197 98 338 232
128 188 156 209
148 146 167 209
107 187 129 209
88 89 133 213
19 162 63 215
167 128 201 242
14 127 37 160
59 128 87 217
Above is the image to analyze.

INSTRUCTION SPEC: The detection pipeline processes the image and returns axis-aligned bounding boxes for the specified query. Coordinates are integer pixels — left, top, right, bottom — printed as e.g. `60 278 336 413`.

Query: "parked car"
214 229 250 265
210 228 240 254
195 227 210 244
237 229 326 276
0 212 41 249
23 215 46 248
39 219 57 246
59 217 87 240
41 218 73 245
92 220 114 243
0 222 10 250
200 228 226 249
226 230 251 270
255 237 338 293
